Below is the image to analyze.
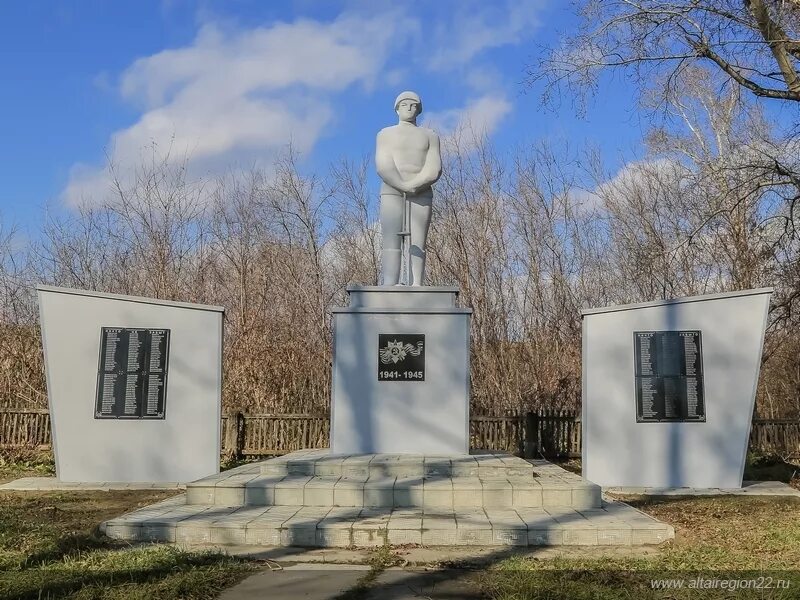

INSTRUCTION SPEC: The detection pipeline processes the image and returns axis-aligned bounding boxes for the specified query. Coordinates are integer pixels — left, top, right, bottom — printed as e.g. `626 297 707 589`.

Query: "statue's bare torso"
377 123 436 194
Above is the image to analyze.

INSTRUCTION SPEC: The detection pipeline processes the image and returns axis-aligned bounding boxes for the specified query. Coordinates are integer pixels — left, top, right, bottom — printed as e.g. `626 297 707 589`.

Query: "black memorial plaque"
95 327 170 419
634 330 705 422
378 334 425 382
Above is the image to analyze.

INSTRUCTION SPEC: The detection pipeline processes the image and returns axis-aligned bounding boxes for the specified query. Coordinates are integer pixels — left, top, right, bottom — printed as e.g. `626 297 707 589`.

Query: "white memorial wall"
581 288 772 489
38 286 223 483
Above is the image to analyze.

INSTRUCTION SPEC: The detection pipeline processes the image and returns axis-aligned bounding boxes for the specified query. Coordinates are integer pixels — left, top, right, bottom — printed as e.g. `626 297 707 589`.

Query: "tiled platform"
184 450 602 510
102 495 673 547
101 450 673 547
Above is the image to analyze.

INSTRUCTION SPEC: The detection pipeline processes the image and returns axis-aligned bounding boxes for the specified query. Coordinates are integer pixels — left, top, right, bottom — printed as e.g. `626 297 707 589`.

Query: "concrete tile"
388 512 422 530
512 487 543 508
516 510 559 531
216 473 260 487
321 508 361 524
528 528 564 546
632 526 673 545
542 488 573 507
455 528 494 545
423 489 453 509
492 528 528 546
482 481 513 508
424 459 452 476
333 479 365 506
597 528 632 546
104 523 142 540
453 489 484 509
422 515 457 530
314 458 345 477
247 507 299 528
422 529 458 545
563 528 599 545
210 526 247 545
451 477 481 489
352 528 389 547
316 528 353 547
572 486 602 509
213 507 270 527
387 528 422 545
393 478 424 507
141 524 176 542
544 508 587 525
175 526 214 544
214 487 245 506
281 526 318 547
364 487 395 508
391 460 425 477
485 509 526 527
341 457 371 478
244 486 275 506
506 467 535 477
245 526 281 545
186 486 215 504
286 459 315 475
274 486 304 506
451 464 480 477
455 510 490 529
303 483 335 506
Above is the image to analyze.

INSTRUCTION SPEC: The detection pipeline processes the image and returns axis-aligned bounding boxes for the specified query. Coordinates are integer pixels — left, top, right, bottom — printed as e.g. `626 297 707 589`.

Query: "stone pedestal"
330 285 471 454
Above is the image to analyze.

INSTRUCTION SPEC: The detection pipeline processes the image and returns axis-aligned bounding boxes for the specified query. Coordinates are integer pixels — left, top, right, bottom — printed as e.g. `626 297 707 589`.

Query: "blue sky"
0 0 649 230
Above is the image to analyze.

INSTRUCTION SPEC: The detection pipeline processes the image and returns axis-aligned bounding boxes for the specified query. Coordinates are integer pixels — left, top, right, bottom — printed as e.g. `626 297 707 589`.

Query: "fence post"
524 411 538 458
235 412 245 459
223 410 244 461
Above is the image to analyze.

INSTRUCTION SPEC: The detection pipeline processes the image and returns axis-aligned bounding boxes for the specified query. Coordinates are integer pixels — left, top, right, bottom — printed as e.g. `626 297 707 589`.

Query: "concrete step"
102 497 673 548
257 451 537 479
185 473 601 510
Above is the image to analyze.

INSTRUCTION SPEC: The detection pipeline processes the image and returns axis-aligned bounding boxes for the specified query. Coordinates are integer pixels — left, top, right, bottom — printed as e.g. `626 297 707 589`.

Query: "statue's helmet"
394 91 422 115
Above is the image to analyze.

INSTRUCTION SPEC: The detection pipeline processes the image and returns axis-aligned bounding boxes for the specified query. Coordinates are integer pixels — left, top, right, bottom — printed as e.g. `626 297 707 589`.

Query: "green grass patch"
480 495 800 599
744 453 800 488
0 449 55 483
0 490 256 600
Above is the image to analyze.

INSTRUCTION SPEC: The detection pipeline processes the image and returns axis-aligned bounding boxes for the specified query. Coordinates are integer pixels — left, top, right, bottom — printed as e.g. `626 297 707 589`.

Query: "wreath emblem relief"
379 339 424 364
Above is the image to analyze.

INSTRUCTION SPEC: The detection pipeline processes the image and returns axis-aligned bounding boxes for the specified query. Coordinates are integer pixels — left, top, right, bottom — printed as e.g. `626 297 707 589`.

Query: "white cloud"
62 12 415 207
566 187 605 216
423 94 512 137
61 1 543 208
428 0 547 70
463 65 503 93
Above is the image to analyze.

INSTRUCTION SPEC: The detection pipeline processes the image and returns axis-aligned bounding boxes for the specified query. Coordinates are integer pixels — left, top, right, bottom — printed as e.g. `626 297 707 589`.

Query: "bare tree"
530 0 800 108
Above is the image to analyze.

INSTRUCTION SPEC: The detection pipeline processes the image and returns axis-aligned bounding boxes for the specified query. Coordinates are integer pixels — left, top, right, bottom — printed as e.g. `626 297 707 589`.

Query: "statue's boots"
381 248 402 286
410 246 426 286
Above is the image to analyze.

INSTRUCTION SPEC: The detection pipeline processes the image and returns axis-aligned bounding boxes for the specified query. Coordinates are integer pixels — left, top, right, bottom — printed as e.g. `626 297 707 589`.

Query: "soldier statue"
375 91 442 286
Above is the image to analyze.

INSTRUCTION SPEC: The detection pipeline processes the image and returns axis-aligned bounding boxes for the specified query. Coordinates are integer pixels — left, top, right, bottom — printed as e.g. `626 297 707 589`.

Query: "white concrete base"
101 449 674 547
0 477 185 491
605 481 800 497
330 286 471 454
102 498 673 548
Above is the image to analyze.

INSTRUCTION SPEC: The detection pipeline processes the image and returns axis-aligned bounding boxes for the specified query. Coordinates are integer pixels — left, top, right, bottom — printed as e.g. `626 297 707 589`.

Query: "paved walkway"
218 565 486 600
0 477 185 491
605 481 800 497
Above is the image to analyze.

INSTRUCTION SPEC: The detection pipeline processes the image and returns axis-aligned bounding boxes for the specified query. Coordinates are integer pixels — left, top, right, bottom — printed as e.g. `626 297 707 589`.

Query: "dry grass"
482 495 800 599
0 489 254 600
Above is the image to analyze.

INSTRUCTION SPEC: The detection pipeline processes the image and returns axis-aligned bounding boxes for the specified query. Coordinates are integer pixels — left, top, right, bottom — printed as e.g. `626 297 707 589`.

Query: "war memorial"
30 92 777 549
